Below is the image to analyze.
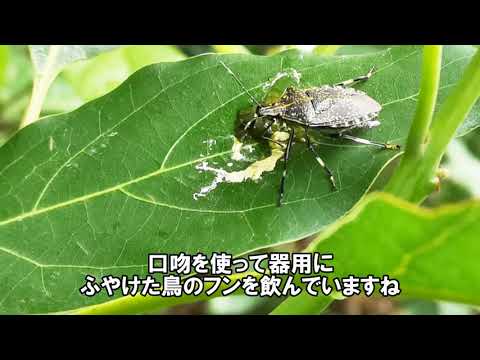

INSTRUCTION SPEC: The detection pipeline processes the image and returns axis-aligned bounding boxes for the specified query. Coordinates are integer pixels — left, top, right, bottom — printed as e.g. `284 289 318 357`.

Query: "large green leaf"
272 192 480 314
0 46 478 314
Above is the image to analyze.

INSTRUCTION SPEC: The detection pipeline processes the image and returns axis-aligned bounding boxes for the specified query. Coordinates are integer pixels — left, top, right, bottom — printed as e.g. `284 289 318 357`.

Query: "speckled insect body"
259 85 382 132
221 62 400 206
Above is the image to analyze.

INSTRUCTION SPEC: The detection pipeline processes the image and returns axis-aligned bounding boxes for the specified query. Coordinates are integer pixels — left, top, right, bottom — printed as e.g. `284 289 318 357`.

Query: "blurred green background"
1 45 478 315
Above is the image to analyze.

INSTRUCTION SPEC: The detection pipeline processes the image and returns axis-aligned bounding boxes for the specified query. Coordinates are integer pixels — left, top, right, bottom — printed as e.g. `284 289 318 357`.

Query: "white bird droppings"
193 133 288 201
262 68 302 91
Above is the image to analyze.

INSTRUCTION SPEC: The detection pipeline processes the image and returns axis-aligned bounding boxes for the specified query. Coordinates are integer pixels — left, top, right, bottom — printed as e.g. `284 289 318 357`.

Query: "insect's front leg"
237 115 269 142
335 67 375 87
335 133 400 150
260 118 280 145
278 127 295 207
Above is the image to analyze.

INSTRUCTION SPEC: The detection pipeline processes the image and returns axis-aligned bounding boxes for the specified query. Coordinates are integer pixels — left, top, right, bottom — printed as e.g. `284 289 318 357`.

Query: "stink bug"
220 61 401 207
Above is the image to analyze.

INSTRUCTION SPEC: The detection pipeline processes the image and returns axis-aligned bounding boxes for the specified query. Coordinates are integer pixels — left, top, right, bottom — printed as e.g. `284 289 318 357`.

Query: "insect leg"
304 119 336 189
278 127 295 207
305 135 337 190
238 116 269 142
263 136 286 148
337 133 400 150
335 67 375 87
237 118 257 142
259 118 287 148
243 118 256 131
260 118 275 141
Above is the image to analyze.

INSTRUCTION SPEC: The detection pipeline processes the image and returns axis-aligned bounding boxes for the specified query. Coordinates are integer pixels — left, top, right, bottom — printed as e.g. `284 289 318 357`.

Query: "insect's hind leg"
335 67 375 87
305 135 337 190
336 133 400 150
278 127 295 207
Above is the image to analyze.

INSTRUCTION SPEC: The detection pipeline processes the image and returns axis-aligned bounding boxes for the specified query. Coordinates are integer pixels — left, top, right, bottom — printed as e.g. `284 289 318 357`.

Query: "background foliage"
0 45 479 315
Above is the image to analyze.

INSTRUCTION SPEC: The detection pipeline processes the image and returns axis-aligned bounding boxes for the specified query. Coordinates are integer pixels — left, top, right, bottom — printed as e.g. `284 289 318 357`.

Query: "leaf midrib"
0 150 231 227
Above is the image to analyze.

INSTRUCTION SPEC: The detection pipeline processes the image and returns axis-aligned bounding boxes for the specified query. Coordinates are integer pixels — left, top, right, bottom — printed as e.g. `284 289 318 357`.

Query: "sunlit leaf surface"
0 45 478 313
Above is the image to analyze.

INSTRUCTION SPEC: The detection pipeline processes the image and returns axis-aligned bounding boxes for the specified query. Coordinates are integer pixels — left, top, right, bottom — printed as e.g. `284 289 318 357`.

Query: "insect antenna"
219 60 262 107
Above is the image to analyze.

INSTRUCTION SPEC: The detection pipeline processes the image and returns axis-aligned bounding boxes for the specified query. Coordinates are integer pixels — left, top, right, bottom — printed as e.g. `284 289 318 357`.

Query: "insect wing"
307 86 381 127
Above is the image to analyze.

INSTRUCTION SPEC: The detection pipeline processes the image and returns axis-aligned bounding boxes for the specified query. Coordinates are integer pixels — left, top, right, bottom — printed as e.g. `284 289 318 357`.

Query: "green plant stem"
425 51 480 167
385 46 443 202
403 46 443 161
271 47 480 316
20 77 52 128
386 47 480 203
20 46 61 129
